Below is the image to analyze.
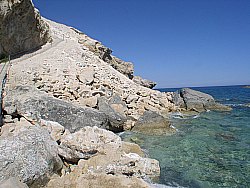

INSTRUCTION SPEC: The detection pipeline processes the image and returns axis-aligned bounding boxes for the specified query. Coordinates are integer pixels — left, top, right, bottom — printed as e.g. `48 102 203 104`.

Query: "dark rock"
3 86 110 133
132 111 175 135
173 88 232 112
97 97 126 132
132 76 156 89
0 120 63 186
111 57 134 79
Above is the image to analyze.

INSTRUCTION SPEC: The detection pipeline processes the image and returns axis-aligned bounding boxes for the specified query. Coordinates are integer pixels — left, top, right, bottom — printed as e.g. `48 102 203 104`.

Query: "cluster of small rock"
7 18 178 132
0 118 160 188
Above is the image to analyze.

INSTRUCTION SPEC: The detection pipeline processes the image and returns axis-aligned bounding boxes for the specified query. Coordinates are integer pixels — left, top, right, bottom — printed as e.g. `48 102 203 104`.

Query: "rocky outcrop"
0 0 50 57
3 85 110 133
41 125 160 187
76 31 134 79
54 126 160 180
0 118 62 187
133 76 157 89
132 111 175 135
57 126 121 163
173 88 232 112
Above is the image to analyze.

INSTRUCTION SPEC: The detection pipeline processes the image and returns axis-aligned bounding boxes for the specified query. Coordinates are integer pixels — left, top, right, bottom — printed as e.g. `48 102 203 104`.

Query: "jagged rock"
52 126 160 182
173 88 232 112
0 177 29 188
97 97 126 132
46 173 151 188
133 76 156 89
110 57 134 79
132 111 175 135
78 151 160 181
3 86 110 133
57 126 121 163
0 0 50 57
40 119 65 141
79 37 134 79
0 118 63 187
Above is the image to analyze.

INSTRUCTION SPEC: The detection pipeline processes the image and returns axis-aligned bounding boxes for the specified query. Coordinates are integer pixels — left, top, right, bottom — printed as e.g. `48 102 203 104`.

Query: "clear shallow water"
122 85 250 188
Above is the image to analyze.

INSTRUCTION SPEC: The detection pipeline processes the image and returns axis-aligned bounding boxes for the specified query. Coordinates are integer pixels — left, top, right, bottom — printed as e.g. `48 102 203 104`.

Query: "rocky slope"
0 0 50 58
3 17 178 131
0 0 176 187
0 0 231 187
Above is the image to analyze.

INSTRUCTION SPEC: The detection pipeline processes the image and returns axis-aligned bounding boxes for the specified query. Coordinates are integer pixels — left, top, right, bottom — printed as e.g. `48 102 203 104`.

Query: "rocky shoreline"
0 1 231 187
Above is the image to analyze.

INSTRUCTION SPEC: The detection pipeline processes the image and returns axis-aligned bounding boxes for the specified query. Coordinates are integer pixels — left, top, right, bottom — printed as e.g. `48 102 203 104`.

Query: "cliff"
0 0 50 58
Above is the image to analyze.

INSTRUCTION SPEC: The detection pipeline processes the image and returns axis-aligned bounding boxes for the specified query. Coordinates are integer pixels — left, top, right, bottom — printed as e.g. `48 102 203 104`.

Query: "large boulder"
132 111 175 135
0 119 62 187
132 76 157 89
0 0 50 57
173 88 232 112
3 85 110 133
97 96 126 132
57 126 121 163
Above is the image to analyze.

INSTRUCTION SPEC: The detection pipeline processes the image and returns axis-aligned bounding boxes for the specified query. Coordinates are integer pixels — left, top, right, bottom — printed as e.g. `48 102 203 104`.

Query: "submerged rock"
132 111 175 135
173 88 232 112
0 118 62 186
0 0 50 57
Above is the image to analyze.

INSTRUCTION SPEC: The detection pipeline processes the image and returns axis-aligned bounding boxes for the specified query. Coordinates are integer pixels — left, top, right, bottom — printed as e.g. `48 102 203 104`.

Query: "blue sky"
33 0 250 88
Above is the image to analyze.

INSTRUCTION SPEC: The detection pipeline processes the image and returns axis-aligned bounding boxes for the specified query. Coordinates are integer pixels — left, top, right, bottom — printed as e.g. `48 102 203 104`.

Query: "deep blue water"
122 85 250 188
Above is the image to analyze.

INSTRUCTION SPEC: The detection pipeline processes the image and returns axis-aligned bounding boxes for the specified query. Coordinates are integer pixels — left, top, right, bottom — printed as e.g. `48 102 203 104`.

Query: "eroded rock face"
133 76 157 89
42 125 160 188
78 36 134 79
173 88 232 112
0 0 50 57
132 111 175 135
0 118 63 187
57 126 121 163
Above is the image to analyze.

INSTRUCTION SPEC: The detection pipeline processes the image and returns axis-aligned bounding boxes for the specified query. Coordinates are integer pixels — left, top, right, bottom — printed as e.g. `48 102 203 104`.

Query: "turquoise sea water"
122 85 250 188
